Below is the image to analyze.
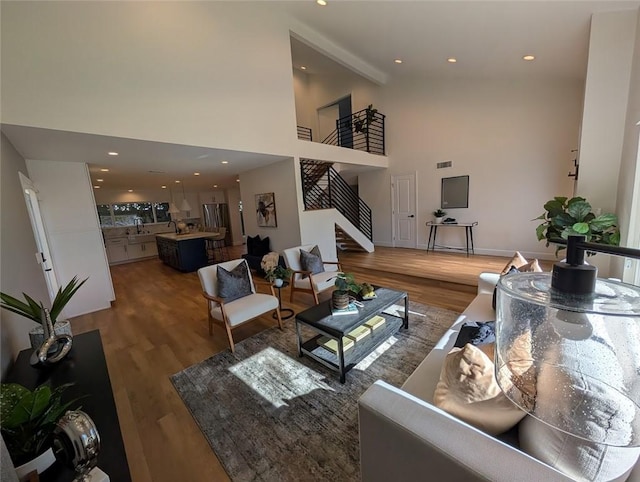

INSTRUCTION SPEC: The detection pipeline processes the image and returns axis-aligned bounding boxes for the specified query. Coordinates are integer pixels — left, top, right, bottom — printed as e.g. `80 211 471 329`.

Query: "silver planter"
29 319 72 349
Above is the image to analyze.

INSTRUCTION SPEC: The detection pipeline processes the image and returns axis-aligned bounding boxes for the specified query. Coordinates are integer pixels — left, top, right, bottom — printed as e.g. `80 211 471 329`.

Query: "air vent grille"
437 161 452 169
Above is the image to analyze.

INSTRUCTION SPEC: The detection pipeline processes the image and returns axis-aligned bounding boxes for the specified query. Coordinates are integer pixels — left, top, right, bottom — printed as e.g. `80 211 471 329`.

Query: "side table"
272 280 294 320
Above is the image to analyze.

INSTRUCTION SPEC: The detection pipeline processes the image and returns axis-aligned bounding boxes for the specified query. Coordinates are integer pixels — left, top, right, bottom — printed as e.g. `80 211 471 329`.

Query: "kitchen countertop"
155 232 219 241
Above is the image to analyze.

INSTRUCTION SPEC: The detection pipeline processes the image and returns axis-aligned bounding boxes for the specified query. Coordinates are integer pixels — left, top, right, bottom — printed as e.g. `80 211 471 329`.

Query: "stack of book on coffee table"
319 314 387 354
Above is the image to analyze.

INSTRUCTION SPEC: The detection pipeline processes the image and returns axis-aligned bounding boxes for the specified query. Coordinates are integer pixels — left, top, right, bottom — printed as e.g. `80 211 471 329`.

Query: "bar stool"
206 227 227 263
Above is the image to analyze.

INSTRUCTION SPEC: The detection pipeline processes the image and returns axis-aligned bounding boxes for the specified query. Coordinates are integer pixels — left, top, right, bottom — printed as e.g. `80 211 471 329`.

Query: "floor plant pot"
15 447 56 479
332 290 350 310
29 320 72 350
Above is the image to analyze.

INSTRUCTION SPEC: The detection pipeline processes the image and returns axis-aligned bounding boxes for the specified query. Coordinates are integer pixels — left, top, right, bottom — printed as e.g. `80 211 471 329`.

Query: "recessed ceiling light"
97 179 104 182
175 180 181 183
100 168 109 172
108 152 118 156
93 185 100 189
194 172 200 176
300 66 307 70
447 58 457 63
221 160 229 164
213 184 218 188
161 185 167 189
128 189 133 193
523 55 535 61
394 59 403 64
236 179 240 182
317 0 327 5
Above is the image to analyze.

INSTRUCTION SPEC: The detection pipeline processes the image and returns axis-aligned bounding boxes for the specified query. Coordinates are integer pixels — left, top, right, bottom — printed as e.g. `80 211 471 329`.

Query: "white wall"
360 77 583 259
239 158 301 253
577 10 637 215
0 134 50 377
578 9 638 279
25 160 115 316
225 187 244 247
1 1 299 157
615 8 640 282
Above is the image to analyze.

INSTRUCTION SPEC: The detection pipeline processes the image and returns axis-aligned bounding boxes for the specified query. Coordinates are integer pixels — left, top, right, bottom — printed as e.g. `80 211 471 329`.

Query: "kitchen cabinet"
105 236 158 265
127 241 158 260
156 234 208 272
105 238 129 264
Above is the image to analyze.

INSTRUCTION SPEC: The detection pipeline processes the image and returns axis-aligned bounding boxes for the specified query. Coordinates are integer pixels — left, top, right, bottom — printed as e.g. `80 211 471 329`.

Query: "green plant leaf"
589 213 618 231
609 231 621 246
49 277 88 322
553 212 575 228
0 384 30 424
0 293 41 323
544 199 565 217
567 200 592 222
535 223 546 241
572 222 590 234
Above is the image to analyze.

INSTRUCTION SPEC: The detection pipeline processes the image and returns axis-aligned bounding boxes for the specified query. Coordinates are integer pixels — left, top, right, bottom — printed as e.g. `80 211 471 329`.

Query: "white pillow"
433 343 526 435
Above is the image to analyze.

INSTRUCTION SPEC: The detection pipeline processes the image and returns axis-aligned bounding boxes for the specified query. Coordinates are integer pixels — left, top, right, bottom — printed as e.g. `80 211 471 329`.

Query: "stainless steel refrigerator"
202 203 232 246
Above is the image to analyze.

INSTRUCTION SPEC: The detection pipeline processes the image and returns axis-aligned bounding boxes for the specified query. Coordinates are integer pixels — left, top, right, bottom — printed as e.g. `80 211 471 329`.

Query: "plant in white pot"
260 252 292 287
0 382 78 477
0 276 87 350
433 209 447 224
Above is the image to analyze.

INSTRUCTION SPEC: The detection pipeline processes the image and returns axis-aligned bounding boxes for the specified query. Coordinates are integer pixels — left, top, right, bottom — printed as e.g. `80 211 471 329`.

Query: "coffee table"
295 287 408 383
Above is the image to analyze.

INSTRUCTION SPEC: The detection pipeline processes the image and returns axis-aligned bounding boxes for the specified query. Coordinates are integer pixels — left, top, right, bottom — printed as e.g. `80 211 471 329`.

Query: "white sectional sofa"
358 273 640 482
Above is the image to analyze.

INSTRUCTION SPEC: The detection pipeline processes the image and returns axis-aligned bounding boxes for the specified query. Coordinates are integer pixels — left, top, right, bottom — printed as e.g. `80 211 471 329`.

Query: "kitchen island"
156 232 216 272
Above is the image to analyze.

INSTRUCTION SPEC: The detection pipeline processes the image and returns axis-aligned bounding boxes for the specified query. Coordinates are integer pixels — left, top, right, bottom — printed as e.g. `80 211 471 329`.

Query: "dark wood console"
5 330 131 481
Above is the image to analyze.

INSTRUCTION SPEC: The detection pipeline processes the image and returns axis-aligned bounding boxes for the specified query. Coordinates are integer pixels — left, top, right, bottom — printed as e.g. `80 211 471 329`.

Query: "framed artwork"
255 192 277 227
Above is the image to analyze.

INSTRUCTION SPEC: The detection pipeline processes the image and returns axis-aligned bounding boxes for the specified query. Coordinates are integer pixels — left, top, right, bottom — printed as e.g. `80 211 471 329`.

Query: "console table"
426 221 478 257
5 330 131 482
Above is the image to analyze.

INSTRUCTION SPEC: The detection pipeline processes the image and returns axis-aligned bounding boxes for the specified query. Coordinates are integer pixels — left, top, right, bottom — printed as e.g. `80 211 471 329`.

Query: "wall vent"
437 161 452 169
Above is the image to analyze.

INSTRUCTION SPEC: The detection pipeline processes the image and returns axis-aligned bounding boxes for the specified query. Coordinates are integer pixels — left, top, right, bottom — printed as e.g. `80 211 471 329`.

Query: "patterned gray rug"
170 301 459 482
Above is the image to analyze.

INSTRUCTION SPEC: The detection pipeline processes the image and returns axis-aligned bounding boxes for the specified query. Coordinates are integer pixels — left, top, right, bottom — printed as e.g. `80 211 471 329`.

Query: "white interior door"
19 172 60 302
392 173 417 248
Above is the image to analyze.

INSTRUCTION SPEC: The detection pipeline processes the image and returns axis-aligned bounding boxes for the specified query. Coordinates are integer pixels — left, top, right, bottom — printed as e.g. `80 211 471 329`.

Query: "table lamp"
495 235 640 447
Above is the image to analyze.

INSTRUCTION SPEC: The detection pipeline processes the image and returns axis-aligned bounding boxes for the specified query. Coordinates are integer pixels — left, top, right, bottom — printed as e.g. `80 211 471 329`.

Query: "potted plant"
0 276 88 349
0 382 78 477
534 196 620 255
264 265 293 287
433 209 447 224
332 273 361 309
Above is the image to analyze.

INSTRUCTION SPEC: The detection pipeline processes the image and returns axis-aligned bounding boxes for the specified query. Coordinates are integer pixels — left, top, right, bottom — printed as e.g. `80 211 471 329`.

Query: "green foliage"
0 276 88 325
264 265 293 283
433 209 447 217
0 382 78 465
334 273 361 294
534 196 620 255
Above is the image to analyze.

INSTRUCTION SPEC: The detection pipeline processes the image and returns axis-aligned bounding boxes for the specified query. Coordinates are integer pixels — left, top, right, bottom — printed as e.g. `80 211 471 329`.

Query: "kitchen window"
97 202 171 227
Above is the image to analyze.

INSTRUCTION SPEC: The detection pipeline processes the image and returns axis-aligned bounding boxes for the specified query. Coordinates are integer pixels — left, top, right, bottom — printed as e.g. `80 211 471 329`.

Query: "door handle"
408 215 415 218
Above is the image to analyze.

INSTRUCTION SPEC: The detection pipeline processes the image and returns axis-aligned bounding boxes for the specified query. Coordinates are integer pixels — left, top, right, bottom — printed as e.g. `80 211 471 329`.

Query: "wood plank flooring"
69 246 526 482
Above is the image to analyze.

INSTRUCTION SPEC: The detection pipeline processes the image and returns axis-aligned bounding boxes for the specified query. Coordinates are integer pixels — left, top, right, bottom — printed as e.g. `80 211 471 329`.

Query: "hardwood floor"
70 246 525 482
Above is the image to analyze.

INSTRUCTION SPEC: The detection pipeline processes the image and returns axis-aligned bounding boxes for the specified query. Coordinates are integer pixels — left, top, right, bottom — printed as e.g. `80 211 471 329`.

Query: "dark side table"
5 330 131 482
272 280 294 320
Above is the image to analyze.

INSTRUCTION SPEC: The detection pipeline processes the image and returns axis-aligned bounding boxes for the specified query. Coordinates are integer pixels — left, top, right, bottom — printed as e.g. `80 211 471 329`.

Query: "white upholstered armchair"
282 244 341 305
197 259 282 352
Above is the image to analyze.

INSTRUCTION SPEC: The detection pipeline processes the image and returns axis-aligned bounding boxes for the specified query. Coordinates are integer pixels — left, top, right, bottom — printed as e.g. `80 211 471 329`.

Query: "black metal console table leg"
273 284 294 320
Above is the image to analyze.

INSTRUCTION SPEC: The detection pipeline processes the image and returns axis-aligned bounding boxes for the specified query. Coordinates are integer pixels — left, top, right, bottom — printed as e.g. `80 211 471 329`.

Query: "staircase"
301 159 373 252
335 226 367 252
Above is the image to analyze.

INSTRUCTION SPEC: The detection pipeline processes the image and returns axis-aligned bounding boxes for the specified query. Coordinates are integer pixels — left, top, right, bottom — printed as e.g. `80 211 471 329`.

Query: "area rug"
170 301 459 482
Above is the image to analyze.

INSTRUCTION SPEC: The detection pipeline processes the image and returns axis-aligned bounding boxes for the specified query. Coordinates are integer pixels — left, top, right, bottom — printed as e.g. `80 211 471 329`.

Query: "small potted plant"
0 276 87 349
260 253 292 287
332 273 361 310
0 382 79 477
264 265 293 287
433 209 447 224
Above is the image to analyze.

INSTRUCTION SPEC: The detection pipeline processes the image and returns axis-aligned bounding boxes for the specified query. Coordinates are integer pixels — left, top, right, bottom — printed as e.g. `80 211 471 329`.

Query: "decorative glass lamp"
495 235 640 447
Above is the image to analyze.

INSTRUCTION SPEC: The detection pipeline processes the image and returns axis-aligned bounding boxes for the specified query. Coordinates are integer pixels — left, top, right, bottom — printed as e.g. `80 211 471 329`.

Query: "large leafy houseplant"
0 276 87 326
0 382 77 466
334 272 361 295
534 196 620 254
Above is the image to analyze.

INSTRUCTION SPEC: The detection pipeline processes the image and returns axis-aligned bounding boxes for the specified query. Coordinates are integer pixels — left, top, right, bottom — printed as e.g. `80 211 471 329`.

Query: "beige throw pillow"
500 251 528 275
518 259 543 272
433 343 526 435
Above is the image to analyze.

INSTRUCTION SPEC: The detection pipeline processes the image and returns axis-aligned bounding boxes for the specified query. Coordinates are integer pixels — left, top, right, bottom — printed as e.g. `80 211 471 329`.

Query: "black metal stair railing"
301 159 373 241
321 106 385 155
297 125 312 141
